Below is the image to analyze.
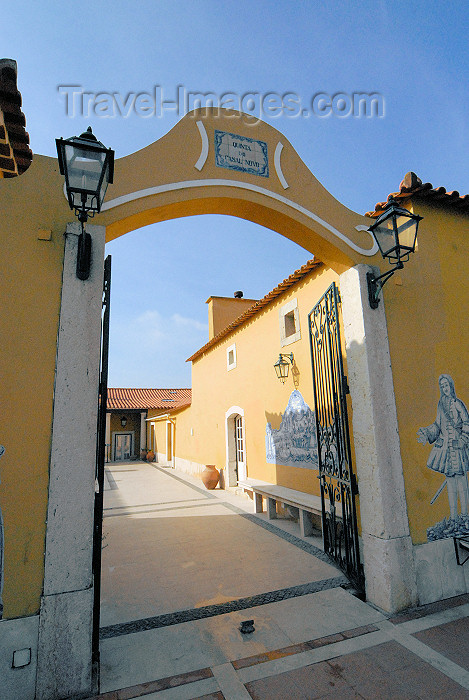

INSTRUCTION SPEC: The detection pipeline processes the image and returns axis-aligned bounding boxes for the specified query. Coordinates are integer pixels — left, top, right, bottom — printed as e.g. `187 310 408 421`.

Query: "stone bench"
238 478 326 538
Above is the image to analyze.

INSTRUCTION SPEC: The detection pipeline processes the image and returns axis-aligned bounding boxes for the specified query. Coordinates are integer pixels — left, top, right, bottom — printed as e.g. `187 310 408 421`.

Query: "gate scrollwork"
309 283 364 593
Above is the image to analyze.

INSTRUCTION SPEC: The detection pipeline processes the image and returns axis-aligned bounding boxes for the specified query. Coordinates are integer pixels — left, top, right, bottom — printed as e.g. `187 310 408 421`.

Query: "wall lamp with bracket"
56 127 114 280
120 416 127 428
274 353 294 383
367 197 423 309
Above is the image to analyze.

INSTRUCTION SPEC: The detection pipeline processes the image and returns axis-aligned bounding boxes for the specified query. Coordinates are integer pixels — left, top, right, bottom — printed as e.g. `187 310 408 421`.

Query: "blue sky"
5 1 468 387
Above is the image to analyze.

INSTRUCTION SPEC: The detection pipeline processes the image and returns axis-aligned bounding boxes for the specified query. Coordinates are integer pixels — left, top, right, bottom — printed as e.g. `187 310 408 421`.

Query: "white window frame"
227 342 237 371
279 298 301 347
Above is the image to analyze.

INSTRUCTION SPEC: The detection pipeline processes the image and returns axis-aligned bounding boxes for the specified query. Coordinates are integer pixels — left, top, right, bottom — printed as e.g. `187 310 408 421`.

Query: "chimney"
206 294 258 339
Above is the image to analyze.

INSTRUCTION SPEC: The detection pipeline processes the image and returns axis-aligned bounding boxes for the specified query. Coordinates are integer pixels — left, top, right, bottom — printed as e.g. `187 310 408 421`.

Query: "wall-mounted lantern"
367 197 422 309
56 127 114 280
120 416 127 428
274 353 294 383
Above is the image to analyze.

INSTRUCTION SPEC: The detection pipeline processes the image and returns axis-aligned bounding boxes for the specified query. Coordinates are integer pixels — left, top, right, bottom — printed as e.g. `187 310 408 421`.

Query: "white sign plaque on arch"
215 130 269 177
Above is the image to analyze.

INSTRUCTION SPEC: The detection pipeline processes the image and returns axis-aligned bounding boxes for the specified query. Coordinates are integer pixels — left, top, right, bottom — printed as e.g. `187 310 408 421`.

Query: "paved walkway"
90 461 469 699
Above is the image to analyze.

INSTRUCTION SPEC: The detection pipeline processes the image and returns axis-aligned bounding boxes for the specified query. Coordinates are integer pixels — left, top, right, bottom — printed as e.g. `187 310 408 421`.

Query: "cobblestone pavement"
93 462 469 699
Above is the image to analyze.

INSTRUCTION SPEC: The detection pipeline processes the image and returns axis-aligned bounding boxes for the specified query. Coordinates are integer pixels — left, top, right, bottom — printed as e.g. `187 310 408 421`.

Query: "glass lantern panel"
372 218 399 259
98 160 110 206
275 360 289 380
65 145 105 192
395 215 417 250
65 145 108 211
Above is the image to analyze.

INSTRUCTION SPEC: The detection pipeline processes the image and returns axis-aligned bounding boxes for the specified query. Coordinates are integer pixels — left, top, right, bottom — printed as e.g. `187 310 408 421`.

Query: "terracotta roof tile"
0 59 32 177
187 259 321 362
366 172 469 217
107 388 191 411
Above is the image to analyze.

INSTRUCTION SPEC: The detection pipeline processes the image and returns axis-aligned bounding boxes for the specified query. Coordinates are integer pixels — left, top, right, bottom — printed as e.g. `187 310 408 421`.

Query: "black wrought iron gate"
308 282 364 593
92 255 111 668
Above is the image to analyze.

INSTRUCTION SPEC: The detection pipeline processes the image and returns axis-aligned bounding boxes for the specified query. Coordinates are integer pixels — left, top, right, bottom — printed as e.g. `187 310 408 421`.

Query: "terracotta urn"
140 449 148 461
146 450 155 462
201 464 219 490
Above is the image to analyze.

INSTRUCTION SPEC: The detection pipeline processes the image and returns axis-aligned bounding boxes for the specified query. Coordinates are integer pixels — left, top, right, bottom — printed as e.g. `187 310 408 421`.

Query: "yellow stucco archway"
98 109 378 273
4 108 381 275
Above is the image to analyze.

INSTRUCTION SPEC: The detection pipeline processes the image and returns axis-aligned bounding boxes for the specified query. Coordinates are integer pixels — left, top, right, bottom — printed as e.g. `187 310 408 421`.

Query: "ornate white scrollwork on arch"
274 142 289 189
194 120 209 171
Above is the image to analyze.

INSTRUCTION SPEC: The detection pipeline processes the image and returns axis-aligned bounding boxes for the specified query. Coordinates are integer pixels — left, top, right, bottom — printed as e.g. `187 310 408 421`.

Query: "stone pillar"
36 223 105 699
339 264 417 613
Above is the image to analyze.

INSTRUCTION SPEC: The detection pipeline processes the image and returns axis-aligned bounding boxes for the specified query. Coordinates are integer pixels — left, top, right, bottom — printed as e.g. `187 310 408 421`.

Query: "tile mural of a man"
417 375 469 539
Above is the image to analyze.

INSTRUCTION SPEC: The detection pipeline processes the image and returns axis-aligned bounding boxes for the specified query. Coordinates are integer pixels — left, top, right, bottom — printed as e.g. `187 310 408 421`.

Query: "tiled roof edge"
107 388 191 410
187 259 321 362
147 401 192 415
108 387 191 392
366 172 469 218
0 59 33 176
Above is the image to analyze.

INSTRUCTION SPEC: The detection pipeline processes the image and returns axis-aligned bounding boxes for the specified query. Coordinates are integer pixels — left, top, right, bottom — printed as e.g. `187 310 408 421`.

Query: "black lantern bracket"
366 196 422 309
76 226 93 281
367 263 403 310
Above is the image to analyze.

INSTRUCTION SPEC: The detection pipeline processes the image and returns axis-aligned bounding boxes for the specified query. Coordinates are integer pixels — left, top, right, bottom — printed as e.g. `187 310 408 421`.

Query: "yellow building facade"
165 262 339 493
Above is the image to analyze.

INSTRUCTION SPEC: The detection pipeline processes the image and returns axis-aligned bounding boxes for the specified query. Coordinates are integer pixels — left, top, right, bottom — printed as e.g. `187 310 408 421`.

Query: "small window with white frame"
227 343 237 371
279 298 301 346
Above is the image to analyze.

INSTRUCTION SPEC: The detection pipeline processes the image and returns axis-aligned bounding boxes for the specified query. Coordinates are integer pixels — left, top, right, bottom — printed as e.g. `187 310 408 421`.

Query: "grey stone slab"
262 587 385 643
36 588 94 700
0 615 39 700
100 623 226 692
414 538 469 605
211 662 252 699
139 678 219 699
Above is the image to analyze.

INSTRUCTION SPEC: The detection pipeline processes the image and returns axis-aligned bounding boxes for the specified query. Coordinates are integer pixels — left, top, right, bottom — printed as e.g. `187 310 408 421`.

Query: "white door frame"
112 431 135 461
166 420 175 466
225 406 246 486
